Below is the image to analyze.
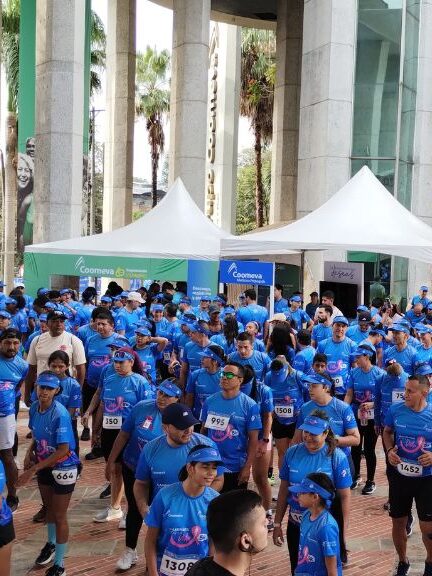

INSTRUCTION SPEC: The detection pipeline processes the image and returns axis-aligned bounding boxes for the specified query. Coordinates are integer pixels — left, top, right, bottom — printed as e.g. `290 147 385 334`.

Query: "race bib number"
103 414 122 429
142 417 152 429
205 413 229 431
52 467 78 485
392 390 405 403
397 461 423 477
358 408 374 420
275 404 294 418
290 510 303 524
333 376 343 388
160 554 197 576
163 352 171 363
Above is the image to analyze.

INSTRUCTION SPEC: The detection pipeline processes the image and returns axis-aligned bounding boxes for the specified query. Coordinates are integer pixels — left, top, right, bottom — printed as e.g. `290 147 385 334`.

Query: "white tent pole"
269 263 275 320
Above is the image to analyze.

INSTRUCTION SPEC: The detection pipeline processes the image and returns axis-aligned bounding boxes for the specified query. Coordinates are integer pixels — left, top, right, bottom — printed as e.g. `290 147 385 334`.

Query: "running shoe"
116 548 138 571
361 481 376 495
395 560 410 576
45 565 66 576
35 542 56 566
118 512 126 530
99 484 111 499
350 476 362 490
406 513 415 537
80 427 90 441
93 506 123 523
85 447 103 461
6 495 19 513
268 474 276 486
33 505 47 523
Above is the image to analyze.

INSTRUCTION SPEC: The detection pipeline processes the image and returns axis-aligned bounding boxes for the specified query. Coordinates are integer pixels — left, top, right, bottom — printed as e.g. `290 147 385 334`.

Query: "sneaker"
384 501 390 511
99 484 111 499
341 550 348 567
118 512 126 530
93 506 123 523
350 476 361 490
423 561 432 576
33 505 47 523
45 565 66 576
116 547 138 571
266 514 274 532
6 495 19 513
406 513 415 537
361 481 376 495
268 474 275 486
395 560 410 576
35 542 56 566
19 400 30 411
80 427 90 441
85 447 103 461
14 457 22 470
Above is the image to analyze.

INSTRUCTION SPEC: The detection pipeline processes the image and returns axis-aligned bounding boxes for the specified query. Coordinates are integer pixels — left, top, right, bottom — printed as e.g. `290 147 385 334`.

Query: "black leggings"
71 419 80 458
351 417 378 481
122 463 143 550
13 397 19 457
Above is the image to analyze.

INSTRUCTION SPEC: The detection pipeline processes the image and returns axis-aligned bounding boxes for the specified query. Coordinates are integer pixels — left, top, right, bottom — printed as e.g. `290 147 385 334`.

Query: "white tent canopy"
221 166 432 264
26 178 235 261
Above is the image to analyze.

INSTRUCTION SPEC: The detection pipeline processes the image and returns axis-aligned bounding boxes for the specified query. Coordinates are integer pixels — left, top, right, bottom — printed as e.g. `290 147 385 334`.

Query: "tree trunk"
3 112 17 288
151 149 158 207
254 121 264 228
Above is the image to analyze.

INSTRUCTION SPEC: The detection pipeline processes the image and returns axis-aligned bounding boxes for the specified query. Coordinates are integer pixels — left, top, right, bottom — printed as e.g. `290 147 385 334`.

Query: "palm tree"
240 29 275 228
135 47 170 207
90 10 106 98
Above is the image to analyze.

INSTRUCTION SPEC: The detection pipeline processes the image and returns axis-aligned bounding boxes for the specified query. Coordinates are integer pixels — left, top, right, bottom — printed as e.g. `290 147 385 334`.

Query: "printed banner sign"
187 260 219 307
220 260 274 286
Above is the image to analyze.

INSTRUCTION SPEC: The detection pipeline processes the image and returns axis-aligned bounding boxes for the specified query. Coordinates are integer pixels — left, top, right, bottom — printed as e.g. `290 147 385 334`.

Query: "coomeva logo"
74 256 115 277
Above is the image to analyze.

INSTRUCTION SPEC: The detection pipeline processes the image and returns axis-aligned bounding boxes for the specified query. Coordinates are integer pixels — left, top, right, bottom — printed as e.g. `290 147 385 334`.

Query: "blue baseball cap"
101 295 112 303
162 403 200 429
200 295 211 302
112 350 135 362
0 311 11 319
180 296 191 305
420 285 429 292
352 343 376 358
186 446 223 465
288 477 333 506
4 297 16 305
332 315 349 326
108 337 129 349
415 323 431 334
120 291 129 298
45 302 57 310
135 327 151 337
357 305 369 312
290 295 302 303
369 325 386 337
112 295 122 301
223 306 236 315
180 313 197 326
188 321 210 335
152 304 164 312
36 371 60 389
158 379 182 398
60 288 71 295
198 346 225 365
388 323 410 334
38 287 49 295
415 362 432 376
298 415 329 435
0 281 6 287
39 314 48 322
303 373 333 387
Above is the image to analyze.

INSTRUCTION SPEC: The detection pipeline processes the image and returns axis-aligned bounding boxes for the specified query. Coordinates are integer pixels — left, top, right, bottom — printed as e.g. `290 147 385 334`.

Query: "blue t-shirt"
293 347 315 374
346 365 385 411
121 400 164 471
116 309 144 340
405 308 426 327
100 370 155 425
385 402 432 477
264 369 305 425
145 482 218 573
375 371 409 427
346 325 370 344
183 341 207 373
280 443 351 524
413 345 432 367
312 324 332 346
186 368 222 420
383 344 417 376
10 310 28 334
76 324 98 345
135 433 217 497
134 344 159 382
85 333 121 388
228 350 271 382
210 334 236 356
25 328 42 353
289 308 311 331
200 391 262 472
0 461 12 526
252 383 274 440
297 510 342 575
0 354 28 417
29 400 78 468
174 332 191 362
237 304 268 331
317 337 357 395
274 298 288 313
297 398 358 456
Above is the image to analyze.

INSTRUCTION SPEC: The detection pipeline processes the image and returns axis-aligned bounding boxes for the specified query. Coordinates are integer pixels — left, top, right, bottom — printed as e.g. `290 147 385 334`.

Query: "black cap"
358 312 371 323
46 310 67 321
162 403 200 430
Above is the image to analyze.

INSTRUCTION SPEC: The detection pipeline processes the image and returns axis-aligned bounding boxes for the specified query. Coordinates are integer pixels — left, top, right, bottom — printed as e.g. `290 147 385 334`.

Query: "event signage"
220 260 274 286
187 260 219 307
323 261 364 304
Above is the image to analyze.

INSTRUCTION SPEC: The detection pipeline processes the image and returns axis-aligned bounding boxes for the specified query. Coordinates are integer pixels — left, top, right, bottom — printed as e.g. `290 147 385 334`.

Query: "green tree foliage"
236 148 271 235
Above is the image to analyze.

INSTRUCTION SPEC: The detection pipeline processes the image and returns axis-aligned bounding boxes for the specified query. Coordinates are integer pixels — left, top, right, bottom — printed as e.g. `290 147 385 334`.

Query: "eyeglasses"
221 371 239 380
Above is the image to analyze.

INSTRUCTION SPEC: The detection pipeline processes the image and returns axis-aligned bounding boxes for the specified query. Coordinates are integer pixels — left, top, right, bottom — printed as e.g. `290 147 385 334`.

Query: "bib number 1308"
160 555 196 576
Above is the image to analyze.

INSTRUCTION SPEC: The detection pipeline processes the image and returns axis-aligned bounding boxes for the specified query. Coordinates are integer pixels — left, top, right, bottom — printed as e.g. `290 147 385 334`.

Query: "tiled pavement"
11 413 426 576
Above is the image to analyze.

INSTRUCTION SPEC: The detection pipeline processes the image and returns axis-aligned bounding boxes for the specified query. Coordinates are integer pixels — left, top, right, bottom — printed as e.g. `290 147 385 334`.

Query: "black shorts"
272 419 296 440
388 465 432 521
37 466 77 495
101 427 121 462
0 519 14 548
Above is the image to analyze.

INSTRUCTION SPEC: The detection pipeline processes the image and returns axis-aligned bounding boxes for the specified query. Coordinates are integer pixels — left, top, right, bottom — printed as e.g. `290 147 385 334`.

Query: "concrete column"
270 0 302 225
169 0 210 210
206 23 240 233
102 0 136 232
33 0 85 243
407 1 431 300
298 0 357 294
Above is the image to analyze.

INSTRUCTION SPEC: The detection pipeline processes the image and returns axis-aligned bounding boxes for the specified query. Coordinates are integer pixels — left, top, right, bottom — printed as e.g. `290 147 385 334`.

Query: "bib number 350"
160 555 197 576
103 415 122 429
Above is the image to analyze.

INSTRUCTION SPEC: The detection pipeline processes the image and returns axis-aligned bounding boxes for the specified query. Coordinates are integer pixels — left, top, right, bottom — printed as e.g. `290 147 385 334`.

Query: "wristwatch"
261 438 270 443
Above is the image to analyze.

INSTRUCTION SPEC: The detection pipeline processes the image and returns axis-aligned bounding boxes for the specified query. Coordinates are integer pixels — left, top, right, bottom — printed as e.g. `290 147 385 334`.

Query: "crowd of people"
0 279 431 576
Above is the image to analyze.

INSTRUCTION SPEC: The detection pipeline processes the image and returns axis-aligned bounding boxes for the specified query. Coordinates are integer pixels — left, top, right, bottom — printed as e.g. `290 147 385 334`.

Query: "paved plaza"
10 412 425 576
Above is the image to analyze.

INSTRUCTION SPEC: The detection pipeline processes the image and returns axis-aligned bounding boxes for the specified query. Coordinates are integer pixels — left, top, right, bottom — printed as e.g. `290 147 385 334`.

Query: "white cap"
127 291 145 304
269 313 287 323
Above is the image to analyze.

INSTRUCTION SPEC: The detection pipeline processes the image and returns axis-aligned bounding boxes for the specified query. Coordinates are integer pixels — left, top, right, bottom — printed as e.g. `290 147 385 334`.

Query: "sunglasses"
221 371 239 380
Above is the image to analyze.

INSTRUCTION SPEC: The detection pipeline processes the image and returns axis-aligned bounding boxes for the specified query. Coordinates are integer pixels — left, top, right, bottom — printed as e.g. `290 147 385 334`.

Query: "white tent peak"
26 177 234 260
221 165 432 264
